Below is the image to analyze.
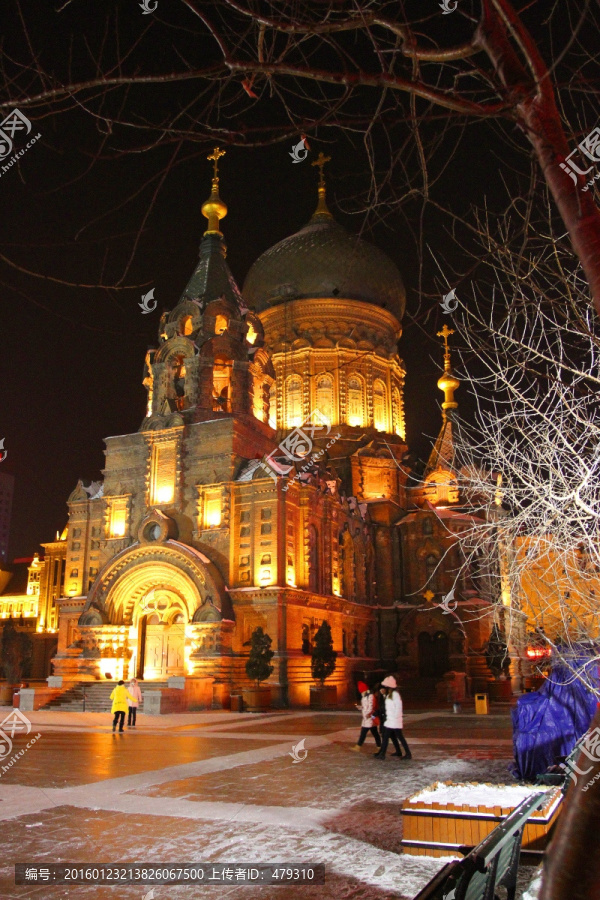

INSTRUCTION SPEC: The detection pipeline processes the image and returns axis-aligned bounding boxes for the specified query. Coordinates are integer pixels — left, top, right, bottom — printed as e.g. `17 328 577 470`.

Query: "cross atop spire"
311 151 331 187
310 152 333 219
207 146 226 181
436 325 459 411
202 147 228 235
437 324 454 366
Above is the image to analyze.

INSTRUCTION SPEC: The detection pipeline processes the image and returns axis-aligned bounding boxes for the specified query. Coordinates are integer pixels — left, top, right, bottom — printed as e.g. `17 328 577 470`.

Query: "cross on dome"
311 151 331 186
311 151 332 218
436 324 459 410
202 147 228 234
207 146 226 181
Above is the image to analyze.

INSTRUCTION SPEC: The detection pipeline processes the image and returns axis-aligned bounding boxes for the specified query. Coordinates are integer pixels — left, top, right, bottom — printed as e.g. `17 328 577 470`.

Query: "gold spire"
436 324 459 410
311 151 333 218
202 146 228 234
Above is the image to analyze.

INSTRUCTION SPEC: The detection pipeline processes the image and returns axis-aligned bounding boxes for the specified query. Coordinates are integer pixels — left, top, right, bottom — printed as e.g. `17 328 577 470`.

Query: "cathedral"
38 149 498 707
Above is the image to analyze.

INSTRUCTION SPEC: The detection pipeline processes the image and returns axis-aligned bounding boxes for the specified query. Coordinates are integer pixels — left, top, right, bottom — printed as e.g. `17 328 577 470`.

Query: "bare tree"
454 203 600 680
2 1 600 305
447 198 600 900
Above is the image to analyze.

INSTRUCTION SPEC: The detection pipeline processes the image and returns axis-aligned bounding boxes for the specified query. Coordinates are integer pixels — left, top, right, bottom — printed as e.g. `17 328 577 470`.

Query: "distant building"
0 555 41 620
0 546 64 678
0 472 14 563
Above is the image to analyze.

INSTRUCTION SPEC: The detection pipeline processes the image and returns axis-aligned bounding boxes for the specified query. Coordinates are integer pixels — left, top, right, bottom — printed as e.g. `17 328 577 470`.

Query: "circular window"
144 522 162 542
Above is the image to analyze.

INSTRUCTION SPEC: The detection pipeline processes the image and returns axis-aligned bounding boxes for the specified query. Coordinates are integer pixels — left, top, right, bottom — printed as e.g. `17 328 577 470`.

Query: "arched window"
347 375 365 427
341 530 356 601
213 359 232 412
315 374 334 426
301 624 310 655
180 315 193 336
253 380 266 423
422 518 433 536
246 321 258 345
425 554 439 590
392 387 403 436
215 314 228 335
170 355 187 410
268 381 277 429
373 378 388 432
308 524 320 592
285 375 303 427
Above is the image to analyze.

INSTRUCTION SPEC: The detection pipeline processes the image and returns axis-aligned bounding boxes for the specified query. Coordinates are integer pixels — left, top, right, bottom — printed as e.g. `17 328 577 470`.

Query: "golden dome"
436 324 459 410
243 151 405 319
438 370 459 409
202 179 228 234
202 146 228 234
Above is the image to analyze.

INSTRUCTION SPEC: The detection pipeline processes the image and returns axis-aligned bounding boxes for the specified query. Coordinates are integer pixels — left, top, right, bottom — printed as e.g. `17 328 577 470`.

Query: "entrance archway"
137 589 188 679
79 541 230 681
418 631 450 678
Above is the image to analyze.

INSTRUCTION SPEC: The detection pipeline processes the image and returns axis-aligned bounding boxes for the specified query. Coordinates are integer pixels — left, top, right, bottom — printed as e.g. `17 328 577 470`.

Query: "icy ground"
0 708 539 899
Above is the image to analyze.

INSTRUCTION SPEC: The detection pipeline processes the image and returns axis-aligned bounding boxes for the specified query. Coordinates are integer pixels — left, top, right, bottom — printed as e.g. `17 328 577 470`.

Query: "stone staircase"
41 681 169 712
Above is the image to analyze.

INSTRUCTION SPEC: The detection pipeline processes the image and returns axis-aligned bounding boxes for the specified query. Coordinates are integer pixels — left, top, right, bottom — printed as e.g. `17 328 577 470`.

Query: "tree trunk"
519 96 600 313
540 706 600 900
477 0 600 312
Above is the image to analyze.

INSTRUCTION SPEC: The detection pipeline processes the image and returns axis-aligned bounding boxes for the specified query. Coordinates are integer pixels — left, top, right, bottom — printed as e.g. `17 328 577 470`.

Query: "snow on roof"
236 459 279 482
236 459 262 481
407 782 546 808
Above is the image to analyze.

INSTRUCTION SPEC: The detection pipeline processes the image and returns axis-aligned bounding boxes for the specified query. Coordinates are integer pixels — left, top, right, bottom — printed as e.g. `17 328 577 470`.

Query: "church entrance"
418 631 450 678
135 589 188 680
143 620 185 679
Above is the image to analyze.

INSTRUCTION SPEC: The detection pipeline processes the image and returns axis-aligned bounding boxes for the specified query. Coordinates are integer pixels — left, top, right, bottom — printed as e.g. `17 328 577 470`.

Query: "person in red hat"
350 681 382 751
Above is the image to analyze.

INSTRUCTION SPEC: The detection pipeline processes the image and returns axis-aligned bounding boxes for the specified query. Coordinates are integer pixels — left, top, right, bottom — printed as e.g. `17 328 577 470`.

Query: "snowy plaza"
0 705 542 899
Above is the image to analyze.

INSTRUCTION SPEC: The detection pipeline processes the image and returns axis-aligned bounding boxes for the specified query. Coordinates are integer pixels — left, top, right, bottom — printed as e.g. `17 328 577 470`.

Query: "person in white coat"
127 677 143 727
374 675 412 760
350 681 382 751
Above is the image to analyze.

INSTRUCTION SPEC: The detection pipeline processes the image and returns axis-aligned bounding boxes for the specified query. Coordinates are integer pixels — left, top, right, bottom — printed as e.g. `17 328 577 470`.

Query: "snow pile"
522 868 543 900
407 782 544 808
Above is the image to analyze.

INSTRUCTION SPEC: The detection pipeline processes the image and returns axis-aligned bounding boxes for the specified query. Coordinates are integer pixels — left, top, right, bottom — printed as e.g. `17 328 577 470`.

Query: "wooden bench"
412 791 548 900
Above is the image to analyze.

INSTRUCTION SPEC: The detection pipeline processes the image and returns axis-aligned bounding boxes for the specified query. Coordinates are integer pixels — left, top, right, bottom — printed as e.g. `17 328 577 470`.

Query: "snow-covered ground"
0 710 539 899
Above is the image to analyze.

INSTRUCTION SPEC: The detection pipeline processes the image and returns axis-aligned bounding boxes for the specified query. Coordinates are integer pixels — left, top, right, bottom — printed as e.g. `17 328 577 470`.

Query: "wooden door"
144 623 185 679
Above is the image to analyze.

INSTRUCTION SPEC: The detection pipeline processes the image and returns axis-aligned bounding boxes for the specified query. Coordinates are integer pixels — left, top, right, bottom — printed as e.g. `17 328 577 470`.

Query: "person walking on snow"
374 676 412 760
110 680 136 733
127 677 143 727
350 681 382 751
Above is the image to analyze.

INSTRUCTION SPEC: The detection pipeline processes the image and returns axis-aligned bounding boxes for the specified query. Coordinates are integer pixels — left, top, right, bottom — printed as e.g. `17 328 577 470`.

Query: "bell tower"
140 147 274 432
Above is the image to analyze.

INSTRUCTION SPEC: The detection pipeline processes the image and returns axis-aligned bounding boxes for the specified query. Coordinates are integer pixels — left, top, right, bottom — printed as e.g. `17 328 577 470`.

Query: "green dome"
243 211 405 320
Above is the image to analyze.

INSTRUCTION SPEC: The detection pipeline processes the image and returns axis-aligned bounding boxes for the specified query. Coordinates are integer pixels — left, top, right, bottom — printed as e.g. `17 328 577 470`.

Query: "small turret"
436 324 459 410
140 147 274 431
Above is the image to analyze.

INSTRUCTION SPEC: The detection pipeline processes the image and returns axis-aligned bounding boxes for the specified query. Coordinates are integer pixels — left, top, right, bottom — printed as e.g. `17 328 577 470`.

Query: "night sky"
0 0 591 559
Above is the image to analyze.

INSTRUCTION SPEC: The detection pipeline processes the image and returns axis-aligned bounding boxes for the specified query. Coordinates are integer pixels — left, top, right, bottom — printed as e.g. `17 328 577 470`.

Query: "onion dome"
178 146 244 311
436 324 459 410
242 154 405 321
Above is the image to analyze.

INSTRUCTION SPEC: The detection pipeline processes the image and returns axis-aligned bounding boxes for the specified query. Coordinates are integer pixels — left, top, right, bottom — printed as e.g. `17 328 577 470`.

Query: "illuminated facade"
48 152 497 705
0 553 43 620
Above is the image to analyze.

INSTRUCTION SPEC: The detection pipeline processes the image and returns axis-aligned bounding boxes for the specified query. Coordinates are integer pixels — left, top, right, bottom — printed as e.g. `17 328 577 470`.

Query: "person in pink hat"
350 681 382 751
374 675 412 760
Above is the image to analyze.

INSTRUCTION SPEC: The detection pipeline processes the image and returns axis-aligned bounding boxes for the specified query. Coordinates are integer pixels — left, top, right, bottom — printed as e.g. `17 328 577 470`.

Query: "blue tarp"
512 653 599 781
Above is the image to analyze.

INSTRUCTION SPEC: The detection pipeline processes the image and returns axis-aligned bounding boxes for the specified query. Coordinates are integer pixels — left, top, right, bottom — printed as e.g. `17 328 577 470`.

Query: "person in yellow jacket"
110 680 136 732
